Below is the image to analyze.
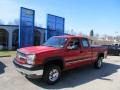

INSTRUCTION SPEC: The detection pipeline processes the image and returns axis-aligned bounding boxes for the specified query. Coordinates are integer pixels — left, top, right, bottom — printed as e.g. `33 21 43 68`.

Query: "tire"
94 57 103 69
43 65 61 85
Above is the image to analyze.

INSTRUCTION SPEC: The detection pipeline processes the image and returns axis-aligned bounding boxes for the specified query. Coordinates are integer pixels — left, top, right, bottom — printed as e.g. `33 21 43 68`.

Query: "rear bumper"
13 59 44 78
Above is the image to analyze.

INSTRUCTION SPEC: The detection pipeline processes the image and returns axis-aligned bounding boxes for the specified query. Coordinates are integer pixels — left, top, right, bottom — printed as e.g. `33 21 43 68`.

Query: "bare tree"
13 19 19 25
64 29 76 35
64 30 70 34
8 19 19 25
70 29 76 35
94 33 99 39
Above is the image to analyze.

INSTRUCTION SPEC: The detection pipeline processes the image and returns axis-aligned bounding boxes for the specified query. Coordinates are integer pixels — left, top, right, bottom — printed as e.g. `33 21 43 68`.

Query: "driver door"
64 37 81 69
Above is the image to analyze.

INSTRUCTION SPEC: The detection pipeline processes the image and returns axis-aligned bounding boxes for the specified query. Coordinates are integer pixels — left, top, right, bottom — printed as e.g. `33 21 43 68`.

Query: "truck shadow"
27 62 120 89
0 62 7 74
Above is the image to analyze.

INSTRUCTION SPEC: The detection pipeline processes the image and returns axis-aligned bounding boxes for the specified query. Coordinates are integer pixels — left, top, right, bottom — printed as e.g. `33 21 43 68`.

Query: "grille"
17 50 27 60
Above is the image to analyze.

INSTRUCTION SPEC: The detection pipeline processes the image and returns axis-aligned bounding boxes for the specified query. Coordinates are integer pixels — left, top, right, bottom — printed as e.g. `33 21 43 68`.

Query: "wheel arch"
98 53 104 58
43 56 64 70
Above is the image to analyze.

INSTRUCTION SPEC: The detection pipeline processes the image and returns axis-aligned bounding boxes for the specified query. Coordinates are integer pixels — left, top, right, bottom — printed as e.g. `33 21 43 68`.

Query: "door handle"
80 51 83 53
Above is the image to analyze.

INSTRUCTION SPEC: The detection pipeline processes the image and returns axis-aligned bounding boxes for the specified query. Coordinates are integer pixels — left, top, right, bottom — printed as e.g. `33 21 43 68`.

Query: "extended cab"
13 35 107 84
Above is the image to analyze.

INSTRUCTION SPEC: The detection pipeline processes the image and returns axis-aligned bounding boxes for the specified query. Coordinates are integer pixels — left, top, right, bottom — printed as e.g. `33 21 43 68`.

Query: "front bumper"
13 59 44 78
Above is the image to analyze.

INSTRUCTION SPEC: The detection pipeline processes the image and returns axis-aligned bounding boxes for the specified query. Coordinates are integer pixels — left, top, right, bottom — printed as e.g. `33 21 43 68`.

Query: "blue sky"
0 0 120 36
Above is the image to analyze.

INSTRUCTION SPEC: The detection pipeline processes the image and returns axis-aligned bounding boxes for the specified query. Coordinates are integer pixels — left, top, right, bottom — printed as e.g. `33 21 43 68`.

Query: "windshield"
43 37 68 48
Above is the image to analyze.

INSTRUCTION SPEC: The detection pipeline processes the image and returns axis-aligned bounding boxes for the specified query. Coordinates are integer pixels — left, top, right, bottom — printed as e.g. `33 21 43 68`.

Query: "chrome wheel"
43 65 61 84
97 58 102 68
49 69 59 82
94 57 103 69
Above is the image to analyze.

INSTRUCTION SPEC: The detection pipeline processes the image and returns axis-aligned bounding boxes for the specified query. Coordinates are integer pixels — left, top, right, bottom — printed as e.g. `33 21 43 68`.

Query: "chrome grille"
17 50 27 60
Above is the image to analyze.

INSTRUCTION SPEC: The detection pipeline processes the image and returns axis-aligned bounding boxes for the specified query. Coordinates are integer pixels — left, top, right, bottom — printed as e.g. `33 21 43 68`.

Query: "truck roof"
54 35 87 39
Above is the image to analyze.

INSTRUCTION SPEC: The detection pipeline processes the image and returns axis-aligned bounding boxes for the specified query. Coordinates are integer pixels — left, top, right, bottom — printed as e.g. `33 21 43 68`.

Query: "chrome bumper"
13 59 43 78
15 65 43 76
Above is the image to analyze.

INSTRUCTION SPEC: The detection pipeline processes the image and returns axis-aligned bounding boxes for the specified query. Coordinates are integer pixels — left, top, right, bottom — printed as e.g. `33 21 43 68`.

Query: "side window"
68 38 79 49
81 39 89 48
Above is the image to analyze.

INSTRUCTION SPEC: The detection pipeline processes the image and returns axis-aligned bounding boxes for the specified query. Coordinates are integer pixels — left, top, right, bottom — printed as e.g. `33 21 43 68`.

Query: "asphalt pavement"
0 56 120 90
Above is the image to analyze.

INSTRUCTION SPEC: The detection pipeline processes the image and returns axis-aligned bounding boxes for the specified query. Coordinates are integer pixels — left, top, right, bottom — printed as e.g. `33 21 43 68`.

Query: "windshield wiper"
47 45 56 47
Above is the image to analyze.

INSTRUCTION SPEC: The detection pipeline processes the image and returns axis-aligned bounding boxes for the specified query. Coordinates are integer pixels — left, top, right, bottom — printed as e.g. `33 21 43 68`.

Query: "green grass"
0 51 16 57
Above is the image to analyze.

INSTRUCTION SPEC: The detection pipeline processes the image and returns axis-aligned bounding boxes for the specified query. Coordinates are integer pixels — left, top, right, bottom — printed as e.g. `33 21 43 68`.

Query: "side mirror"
67 46 73 50
67 46 77 50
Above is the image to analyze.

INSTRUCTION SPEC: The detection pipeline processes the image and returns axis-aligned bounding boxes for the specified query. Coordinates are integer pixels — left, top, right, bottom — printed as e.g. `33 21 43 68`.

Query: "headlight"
27 54 36 64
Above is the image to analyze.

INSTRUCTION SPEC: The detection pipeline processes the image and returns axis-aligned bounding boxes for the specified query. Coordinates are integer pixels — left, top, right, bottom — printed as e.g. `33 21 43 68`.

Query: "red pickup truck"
13 35 107 84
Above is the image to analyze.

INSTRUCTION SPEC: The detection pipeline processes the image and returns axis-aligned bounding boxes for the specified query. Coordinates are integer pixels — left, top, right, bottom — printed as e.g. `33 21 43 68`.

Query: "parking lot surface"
0 56 120 90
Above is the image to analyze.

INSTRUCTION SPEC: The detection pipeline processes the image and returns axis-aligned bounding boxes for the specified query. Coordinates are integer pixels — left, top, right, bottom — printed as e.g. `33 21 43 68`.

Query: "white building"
0 25 45 50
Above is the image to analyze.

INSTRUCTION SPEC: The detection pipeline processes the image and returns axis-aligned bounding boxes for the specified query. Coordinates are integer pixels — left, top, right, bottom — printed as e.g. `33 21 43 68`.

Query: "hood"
19 46 60 54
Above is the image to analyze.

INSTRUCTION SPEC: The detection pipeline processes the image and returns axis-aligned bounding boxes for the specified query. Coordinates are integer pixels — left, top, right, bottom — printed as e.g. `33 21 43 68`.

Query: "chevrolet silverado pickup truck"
13 35 107 84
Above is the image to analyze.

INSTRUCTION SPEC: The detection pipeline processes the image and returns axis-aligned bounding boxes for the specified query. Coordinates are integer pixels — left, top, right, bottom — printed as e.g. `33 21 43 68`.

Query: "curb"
0 55 11 57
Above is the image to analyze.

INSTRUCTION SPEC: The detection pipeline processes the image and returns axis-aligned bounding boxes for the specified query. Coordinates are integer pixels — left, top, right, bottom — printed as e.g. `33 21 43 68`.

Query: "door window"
68 38 79 50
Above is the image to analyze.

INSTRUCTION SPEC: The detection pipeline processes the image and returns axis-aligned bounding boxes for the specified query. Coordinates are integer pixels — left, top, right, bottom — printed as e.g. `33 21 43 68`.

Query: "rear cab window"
81 38 90 48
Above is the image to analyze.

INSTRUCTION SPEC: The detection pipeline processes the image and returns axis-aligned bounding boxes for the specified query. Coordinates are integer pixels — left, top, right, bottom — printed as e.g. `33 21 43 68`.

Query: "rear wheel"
43 65 61 85
94 57 103 69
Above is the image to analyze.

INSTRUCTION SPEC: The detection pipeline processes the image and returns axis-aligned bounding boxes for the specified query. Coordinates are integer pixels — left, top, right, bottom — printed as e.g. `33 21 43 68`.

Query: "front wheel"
43 65 61 85
94 57 103 69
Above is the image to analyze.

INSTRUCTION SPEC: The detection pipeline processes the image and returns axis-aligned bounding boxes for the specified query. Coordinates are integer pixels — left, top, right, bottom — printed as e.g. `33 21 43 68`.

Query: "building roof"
0 25 46 30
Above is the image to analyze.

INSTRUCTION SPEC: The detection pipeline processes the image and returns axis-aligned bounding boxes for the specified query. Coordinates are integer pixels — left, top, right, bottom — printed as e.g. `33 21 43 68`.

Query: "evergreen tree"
90 30 94 37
